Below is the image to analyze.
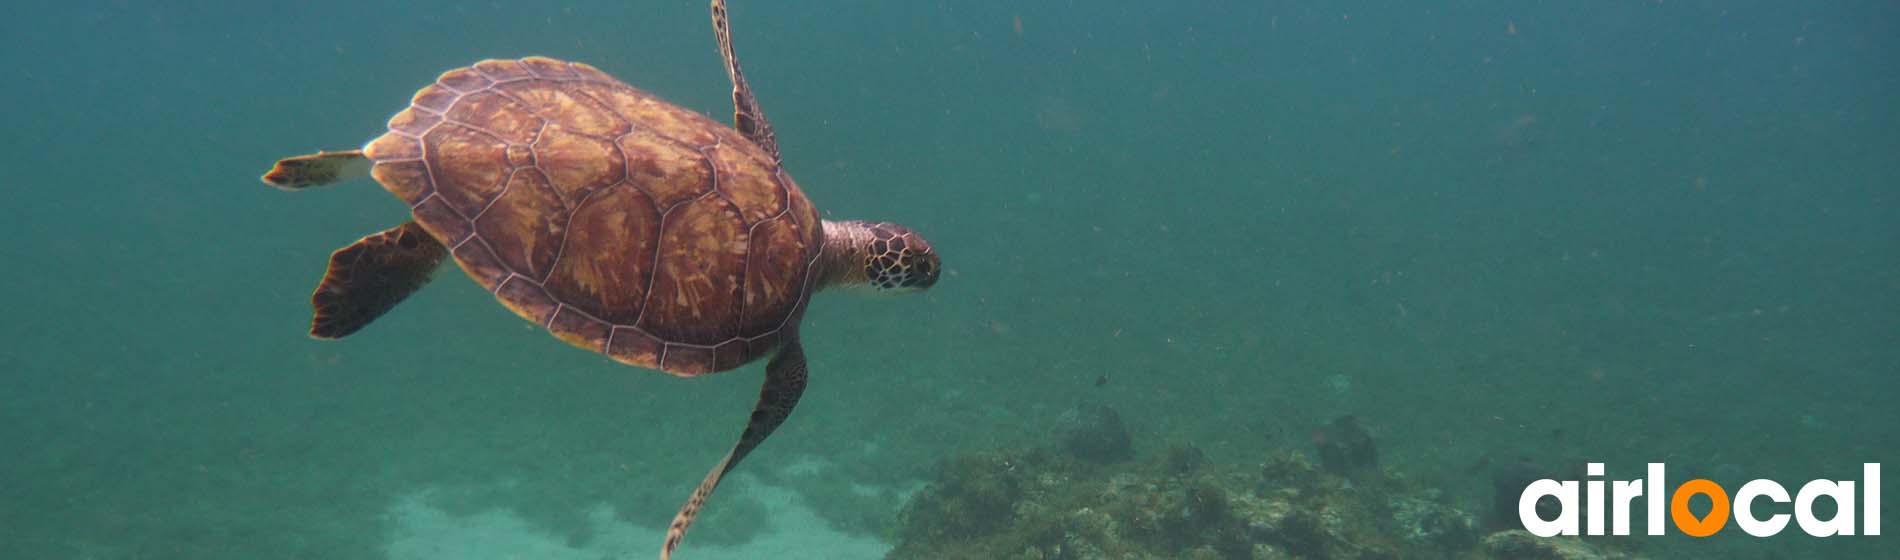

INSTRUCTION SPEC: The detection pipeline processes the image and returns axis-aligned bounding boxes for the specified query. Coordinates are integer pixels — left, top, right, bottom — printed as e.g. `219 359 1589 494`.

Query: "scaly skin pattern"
361 57 822 376
818 220 941 291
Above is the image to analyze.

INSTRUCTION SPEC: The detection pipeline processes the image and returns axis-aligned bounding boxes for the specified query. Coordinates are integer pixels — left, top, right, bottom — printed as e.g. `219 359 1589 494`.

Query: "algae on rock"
889 443 1494 560
887 409 1646 560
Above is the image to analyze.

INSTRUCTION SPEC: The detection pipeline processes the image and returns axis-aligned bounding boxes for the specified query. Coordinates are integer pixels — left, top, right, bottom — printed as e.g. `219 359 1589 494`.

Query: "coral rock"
1481 530 1646 560
890 442 1487 560
1313 415 1378 480
1052 403 1134 464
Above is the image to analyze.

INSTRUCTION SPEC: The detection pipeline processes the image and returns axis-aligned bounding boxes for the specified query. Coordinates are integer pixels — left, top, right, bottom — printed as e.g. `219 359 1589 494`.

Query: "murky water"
2 1 1894 558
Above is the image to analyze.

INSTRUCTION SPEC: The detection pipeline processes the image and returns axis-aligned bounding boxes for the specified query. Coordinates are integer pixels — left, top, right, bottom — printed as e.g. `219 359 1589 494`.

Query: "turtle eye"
902 249 940 289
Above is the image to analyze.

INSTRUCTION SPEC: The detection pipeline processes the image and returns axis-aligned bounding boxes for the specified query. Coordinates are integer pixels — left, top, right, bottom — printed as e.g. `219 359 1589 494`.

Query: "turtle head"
821 220 940 292
862 223 940 292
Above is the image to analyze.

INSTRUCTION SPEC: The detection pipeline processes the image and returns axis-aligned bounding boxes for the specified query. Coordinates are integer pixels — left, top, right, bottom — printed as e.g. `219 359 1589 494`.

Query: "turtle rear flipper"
262 150 369 191
310 221 447 339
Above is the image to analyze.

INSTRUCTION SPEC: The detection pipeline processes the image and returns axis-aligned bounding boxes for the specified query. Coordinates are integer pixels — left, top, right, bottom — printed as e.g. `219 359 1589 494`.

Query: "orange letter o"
1671 479 1731 537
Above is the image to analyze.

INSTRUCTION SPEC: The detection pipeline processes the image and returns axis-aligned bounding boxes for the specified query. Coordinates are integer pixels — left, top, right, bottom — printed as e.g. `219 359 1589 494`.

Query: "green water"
2 1 1894 558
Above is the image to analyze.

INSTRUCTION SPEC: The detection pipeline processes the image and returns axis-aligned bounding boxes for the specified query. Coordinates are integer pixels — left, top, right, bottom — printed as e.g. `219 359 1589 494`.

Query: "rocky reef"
1051 402 1135 465
887 406 1644 560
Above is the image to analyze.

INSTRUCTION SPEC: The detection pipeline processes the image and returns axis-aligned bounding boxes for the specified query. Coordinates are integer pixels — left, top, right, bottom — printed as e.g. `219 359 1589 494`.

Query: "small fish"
1093 374 1110 387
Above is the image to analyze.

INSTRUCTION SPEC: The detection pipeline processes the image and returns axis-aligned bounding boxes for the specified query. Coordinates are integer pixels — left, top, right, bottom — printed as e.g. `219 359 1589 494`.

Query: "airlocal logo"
1520 463 1880 537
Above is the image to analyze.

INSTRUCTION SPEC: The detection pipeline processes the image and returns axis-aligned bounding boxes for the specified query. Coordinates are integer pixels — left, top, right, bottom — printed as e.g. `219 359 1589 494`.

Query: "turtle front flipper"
662 336 809 560
309 221 447 339
261 150 369 191
710 0 780 164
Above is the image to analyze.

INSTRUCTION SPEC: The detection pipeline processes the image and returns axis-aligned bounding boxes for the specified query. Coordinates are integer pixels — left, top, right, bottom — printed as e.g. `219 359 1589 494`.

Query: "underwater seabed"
384 475 888 560
884 405 1646 560
377 403 1652 560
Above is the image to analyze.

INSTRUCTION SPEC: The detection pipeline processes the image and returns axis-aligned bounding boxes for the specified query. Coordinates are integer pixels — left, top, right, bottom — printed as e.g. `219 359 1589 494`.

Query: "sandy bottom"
384 477 890 560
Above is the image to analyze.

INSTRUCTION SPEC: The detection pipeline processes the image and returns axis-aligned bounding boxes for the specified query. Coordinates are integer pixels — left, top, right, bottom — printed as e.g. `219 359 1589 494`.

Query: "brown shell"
361 57 821 376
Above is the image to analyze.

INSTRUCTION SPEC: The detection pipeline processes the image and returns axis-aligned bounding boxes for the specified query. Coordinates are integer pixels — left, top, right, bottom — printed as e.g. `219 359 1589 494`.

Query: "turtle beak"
909 252 941 290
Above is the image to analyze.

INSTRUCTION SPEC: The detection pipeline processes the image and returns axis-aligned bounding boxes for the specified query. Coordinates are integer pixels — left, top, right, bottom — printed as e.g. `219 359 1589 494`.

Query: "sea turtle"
259 2 940 558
